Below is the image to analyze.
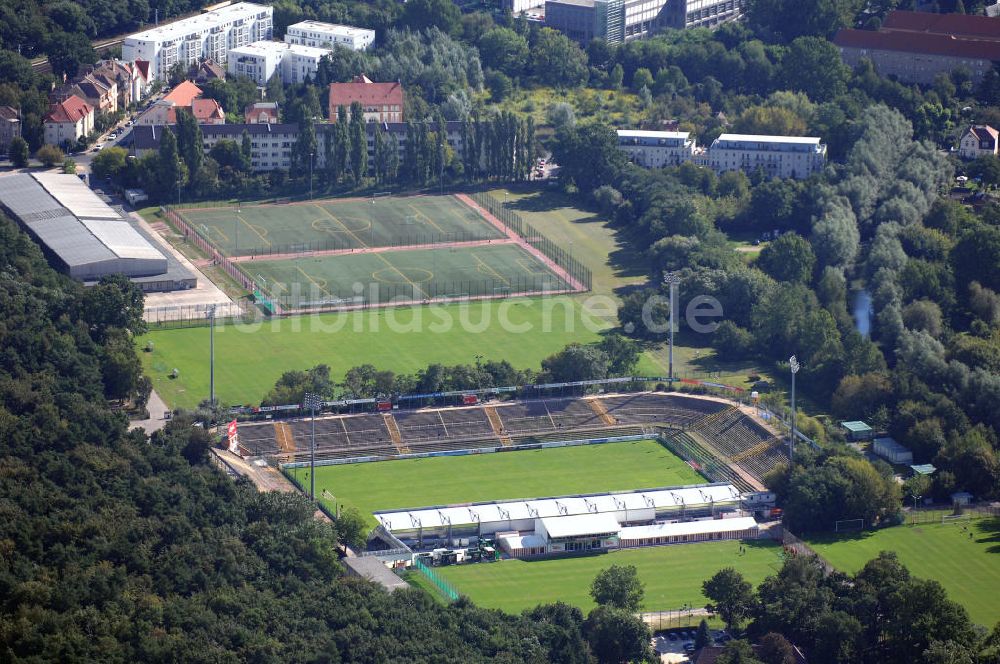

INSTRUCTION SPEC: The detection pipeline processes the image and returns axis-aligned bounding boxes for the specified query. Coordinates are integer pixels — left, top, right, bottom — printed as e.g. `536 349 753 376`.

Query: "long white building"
707 134 827 180
123 2 273 81
284 20 375 50
617 129 696 168
227 41 333 85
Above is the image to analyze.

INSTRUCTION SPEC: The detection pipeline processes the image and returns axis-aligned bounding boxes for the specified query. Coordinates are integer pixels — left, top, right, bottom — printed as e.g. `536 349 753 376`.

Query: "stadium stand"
601 394 726 426
494 401 554 434
438 408 495 440
688 407 789 484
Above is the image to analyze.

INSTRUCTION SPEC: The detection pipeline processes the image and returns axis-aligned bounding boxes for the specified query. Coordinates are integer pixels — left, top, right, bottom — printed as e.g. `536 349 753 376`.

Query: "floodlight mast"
207 304 216 410
304 392 322 501
789 355 800 462
663 271 681 384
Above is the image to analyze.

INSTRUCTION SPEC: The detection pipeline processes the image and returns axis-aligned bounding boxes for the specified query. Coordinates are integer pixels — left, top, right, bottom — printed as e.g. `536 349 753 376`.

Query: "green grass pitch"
426 540 781 614
178 195 502 257
293 439 707 523
140 297 612 410
806 519 1000 626
252 243 571 307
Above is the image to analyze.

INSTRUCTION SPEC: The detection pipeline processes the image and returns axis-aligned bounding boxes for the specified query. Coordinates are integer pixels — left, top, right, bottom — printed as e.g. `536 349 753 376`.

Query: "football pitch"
178 195 503 257
291 439 707 523
422 540 781 614
806 518 1000 626
253 243 572 307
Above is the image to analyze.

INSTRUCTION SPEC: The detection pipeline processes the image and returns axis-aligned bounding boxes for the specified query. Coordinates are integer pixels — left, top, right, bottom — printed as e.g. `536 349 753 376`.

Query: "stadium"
164 192 589 312
232 388 789 605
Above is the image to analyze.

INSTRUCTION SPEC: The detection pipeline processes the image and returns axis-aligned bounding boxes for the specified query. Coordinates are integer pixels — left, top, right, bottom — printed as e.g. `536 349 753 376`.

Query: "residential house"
52 74 118 115
191 59 226 84
245 102 279 124
958 125 999 159
43 95 94 147
616 130 696 167
83 59 149 109
328 75 403 123
136 81 224 125
0 106 21 153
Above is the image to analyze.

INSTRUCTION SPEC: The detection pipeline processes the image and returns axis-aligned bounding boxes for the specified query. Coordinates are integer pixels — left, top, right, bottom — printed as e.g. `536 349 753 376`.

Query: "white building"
958 125 999 160
227 41 332 85
616 129 696 168
707 134 827 180
284 20 375 51
122 2 273 81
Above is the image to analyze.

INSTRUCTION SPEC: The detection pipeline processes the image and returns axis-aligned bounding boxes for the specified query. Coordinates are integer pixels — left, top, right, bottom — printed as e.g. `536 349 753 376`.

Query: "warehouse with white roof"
374 482 757 556
0 174 194 290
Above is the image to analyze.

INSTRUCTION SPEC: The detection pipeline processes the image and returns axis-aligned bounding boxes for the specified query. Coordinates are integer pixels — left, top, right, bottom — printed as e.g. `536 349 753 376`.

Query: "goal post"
834 518 864 532
941 514 971 525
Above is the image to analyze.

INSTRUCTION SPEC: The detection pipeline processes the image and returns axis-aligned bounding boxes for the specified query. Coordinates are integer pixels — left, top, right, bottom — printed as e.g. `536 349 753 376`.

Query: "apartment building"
616 129 695 167
544 0 743 43
43 96 95 147
123 2 273 81
328 76 404 123
228 40 333 85
284 21 375 50
834 10 1000 86
707 134 826 180
52 74 118 115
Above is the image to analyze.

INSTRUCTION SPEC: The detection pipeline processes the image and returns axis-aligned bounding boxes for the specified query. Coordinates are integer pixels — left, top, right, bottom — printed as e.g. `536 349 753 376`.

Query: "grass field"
179 195 501 257
423 540 781 614
807 519 1000 626
253 243 571 307
140 297 613 409
292 439 706 523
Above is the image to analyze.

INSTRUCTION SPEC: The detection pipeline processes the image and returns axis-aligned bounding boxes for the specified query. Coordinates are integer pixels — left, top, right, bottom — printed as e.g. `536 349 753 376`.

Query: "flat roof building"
0 174 190 288
545 0 743 43
227 40 333 85
873 437 913 465
616 129 695 168
707 133 826 180
841 420 875 441
284 20 375 51
123 2 273 81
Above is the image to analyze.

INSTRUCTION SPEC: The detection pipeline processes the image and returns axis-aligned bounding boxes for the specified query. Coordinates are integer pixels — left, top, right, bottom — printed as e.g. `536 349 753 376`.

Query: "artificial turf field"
140 297 628 410
253 243 571 307
423 540 782 614
806 518 1000 626
178 195 503 256
291 439 707 523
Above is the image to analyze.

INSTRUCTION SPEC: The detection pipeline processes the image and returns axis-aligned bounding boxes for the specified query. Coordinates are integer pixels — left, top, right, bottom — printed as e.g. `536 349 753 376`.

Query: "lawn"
140 296 611 410
294 439 706 522
806 518 1000 626
428 540 782 614
250 242 570 308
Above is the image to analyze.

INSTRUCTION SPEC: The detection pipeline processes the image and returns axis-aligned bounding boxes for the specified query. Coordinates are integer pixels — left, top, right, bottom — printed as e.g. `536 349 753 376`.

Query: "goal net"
942 514 971 525
834 519 864 532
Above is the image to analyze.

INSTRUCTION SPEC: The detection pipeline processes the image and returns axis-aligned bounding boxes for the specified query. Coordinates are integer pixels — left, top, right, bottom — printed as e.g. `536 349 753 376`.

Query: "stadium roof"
540 513 621 539
374 483 742 532
619 516 758 540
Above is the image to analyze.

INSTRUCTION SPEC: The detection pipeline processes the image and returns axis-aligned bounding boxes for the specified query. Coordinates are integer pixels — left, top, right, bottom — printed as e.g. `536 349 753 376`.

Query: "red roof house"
43 95 94 146
328 75 403 123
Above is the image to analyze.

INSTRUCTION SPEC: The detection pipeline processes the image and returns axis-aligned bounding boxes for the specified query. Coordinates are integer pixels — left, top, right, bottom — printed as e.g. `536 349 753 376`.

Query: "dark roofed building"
834 10 1000 85
959 124 999 159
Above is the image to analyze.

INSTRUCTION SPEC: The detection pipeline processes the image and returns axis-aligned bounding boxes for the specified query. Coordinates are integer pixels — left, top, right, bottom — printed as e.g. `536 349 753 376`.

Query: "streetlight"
663 271 681 384
309 151 314 200
304 392 322 501
207 304 216 410
789 355 800 462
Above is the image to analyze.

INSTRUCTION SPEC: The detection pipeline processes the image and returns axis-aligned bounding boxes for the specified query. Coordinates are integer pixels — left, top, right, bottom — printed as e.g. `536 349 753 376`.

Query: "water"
851 289 873 338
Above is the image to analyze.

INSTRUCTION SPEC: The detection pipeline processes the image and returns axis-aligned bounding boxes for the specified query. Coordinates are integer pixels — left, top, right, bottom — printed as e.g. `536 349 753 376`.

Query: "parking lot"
652 629 731 662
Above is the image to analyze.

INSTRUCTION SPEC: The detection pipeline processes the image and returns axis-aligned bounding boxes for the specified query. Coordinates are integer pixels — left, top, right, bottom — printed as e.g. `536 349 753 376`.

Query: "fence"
780 528 836 575
144 300 257 326
412 558 460 602
219 230 499 258
470 191 592 292
904 504 1000 525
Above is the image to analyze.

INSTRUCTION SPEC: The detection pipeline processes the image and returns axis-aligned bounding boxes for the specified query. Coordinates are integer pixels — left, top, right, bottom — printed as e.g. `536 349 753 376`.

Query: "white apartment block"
616 130 695 167
707 134 827 180
284 21 375 51
123 2 273 81
228 41 332 85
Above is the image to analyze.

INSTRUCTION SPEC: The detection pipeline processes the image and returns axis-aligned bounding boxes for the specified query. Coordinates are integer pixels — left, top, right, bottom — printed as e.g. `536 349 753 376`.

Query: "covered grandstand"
0 174 194 290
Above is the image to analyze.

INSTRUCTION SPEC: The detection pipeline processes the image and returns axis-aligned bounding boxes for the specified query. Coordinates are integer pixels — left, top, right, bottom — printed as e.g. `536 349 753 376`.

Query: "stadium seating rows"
689 407 789 483
600 394 725 426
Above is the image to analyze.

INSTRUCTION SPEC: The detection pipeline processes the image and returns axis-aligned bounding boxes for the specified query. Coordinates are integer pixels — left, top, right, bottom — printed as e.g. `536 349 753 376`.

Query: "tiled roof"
134 60 150 81
44 95 92 124
163 80 203 107
834 27 1000 60
969 125 999 142
0 106 18 121
882 9 1000 40
328 75 403 115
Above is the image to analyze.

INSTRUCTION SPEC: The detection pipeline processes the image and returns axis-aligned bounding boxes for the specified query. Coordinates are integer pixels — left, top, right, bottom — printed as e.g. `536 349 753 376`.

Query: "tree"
524 603 593 664
715 640 764 664
781 37 849 102
174 108 203 187
590 564 644 612
45 31 95 79
91 146 128 180
61 157 75 174
265 72 285 105
583 605 653 664
542 343 609 382
757 633 795 664
695 619 712 650
533 28 588 87
551 122 626 194
703 568 754 632
631 68 653 92
547 102 576 132
400 0 460 35
155 126 186 202
335 506 368 550
757 233 816 283
598 335 640 376
36 144 63 167
901 299 943 337
101 329 143 402
479 28 529 77
830 372 894 420
349 101 366 184
9 135 28 167
79 273 146 342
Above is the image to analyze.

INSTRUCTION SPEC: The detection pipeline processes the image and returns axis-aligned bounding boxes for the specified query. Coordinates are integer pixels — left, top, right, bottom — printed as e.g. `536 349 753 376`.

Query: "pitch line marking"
296 266 331 298
237 214 271 246
472 253 510 286
408 204 445 233
316 204 428 297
